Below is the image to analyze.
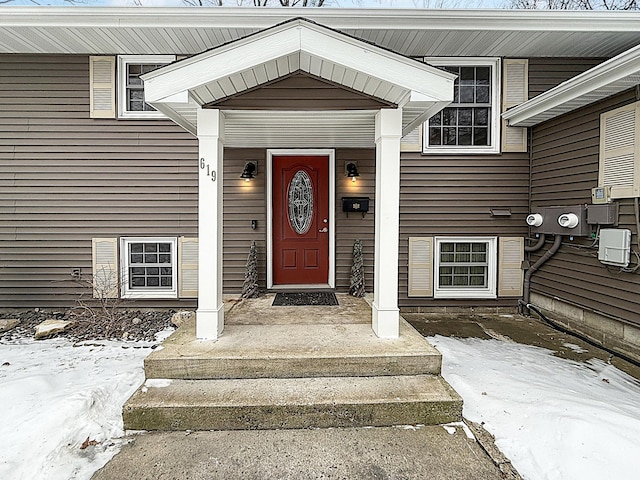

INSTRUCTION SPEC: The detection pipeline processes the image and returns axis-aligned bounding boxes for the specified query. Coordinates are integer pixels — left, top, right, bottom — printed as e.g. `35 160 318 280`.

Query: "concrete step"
123 374 463 431
144 321 443 380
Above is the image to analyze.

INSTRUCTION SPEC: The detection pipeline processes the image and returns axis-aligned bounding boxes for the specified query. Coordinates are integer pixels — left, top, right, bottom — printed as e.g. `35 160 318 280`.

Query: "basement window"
120 237 177 299
434 237 497 299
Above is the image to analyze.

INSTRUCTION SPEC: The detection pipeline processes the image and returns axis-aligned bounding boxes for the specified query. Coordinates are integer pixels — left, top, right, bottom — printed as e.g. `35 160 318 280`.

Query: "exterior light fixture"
345 162 359 182
240 161 257 182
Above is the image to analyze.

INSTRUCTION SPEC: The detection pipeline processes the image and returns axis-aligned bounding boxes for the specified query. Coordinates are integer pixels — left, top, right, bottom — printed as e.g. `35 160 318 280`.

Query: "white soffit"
2 7 640 58
142 18 456 138
504 44 640 127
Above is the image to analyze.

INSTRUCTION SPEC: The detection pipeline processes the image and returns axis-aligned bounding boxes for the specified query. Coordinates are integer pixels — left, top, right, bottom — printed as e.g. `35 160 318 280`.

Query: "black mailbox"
342 197 370 214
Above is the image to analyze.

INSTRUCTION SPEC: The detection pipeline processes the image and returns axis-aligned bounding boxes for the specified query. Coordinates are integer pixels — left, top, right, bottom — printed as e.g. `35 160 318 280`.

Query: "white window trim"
117 55 175 119
434 236 497 299
422 57 501 155
120 237 178 299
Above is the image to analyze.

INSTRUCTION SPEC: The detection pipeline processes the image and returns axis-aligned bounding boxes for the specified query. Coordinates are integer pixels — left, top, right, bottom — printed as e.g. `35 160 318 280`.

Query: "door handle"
319 227 328 233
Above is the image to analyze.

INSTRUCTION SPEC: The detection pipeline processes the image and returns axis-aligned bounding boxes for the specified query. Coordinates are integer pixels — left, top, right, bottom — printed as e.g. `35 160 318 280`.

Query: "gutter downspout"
520 234 562 315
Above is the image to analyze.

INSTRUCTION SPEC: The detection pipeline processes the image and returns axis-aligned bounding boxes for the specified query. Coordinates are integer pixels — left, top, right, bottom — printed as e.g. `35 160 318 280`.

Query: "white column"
196 108 225 340
372 108 403 338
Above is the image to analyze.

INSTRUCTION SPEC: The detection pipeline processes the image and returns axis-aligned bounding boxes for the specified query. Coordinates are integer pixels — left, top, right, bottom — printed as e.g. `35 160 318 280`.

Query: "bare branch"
505 0 639 8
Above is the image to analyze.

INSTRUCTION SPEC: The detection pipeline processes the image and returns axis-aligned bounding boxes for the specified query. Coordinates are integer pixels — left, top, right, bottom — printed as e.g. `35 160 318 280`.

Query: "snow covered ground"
430 335 640 480
2 328 640 480
0 332 172 480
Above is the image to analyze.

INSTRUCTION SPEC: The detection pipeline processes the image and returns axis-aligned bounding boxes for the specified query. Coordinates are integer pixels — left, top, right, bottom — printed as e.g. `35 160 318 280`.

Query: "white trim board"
504 43 640 127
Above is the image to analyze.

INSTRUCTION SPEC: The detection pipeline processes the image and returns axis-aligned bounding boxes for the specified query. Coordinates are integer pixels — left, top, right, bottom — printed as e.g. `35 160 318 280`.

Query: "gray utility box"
598 229 631 267
528 205 590 236
587 203 618 225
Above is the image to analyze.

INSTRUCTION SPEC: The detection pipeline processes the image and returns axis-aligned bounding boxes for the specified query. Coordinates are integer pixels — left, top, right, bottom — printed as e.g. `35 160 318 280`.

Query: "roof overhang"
503 44 640 127
141 18 455 145
2 7 640 58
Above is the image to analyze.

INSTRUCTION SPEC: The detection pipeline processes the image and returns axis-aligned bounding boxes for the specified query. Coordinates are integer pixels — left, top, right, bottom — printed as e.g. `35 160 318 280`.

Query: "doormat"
272 292 339 306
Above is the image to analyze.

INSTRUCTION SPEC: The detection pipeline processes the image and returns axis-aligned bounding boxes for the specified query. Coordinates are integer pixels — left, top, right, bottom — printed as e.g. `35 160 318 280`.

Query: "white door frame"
266 148 336 290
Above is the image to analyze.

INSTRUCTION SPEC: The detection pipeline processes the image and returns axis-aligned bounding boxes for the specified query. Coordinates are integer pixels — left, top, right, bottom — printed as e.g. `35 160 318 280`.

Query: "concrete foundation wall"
530 292 640 364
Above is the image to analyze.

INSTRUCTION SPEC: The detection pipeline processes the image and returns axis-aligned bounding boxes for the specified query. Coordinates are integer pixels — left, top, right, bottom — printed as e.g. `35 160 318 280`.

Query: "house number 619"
200 157 216 182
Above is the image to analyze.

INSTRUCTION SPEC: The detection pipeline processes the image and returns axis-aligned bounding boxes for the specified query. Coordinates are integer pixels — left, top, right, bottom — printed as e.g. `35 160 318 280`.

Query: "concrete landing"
144 318 442 379
123 374 462 431
222 293 371 325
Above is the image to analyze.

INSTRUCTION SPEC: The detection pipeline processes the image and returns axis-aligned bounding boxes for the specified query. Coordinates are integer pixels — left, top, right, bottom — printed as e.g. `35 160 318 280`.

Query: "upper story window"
117 55 175 119
423 58 501 155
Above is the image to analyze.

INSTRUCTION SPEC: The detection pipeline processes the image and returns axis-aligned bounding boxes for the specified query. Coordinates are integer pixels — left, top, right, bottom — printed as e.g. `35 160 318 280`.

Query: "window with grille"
424 58 500 154
117 56 175 118
121 237 177 298
434 237 497 298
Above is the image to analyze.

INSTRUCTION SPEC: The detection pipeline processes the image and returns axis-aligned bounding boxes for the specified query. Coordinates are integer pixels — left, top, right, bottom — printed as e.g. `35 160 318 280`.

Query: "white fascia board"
150 103 197 135
504 43 640 127
159 90 190 104
402 100 451 137
4 7 640 33
299 24 456 102
142 23 303 103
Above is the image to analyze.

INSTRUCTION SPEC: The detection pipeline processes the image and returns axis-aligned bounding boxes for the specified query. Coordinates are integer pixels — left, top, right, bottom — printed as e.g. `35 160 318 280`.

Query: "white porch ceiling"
141 19 455 143
2 7 640 58
224 111 378 148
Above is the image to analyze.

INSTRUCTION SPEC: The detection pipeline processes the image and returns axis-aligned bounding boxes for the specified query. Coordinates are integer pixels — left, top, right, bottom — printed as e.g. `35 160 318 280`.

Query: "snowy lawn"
430 335 640 480
0 332 171 480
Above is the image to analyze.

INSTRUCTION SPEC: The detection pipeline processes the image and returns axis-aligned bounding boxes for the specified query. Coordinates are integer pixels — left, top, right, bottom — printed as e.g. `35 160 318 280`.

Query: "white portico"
142 18 455 340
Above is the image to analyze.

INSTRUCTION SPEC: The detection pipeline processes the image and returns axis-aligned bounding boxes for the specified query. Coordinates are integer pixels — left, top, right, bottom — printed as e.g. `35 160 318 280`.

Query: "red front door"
272 155 330 285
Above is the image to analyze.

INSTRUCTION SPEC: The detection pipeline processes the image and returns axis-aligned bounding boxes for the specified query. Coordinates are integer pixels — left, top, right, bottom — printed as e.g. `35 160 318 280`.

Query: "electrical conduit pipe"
525 233 546 253
520 234 563 315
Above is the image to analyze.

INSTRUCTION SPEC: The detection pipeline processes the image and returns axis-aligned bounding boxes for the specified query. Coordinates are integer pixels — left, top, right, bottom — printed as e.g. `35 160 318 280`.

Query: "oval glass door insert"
287 170 314 235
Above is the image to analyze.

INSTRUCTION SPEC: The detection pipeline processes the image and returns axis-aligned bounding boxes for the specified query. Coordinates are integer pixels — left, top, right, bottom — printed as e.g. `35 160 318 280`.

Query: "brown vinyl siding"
3 54 617 311
0 54 199 309
528 58 606 99
0 55 377 307
222 148 267 293
393 57 604 308
334 149 375 292
398 151 530 308
529 88 640 327
210 72 393 111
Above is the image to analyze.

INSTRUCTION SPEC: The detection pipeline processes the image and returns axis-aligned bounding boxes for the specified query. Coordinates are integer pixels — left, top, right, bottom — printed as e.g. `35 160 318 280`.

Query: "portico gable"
142 18 455 340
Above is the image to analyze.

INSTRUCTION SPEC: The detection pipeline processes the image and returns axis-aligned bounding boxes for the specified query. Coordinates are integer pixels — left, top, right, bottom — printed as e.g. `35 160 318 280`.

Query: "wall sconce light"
345 162 360 182
240 161 257 182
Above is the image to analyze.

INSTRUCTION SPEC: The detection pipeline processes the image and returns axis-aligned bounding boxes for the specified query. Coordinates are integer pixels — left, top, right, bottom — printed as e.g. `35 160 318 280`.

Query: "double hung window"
424 58 500 154
117 55 175 119
120 237 178 298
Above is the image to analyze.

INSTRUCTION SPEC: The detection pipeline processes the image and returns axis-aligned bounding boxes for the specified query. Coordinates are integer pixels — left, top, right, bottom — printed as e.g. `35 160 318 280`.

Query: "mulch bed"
0 309 177 343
